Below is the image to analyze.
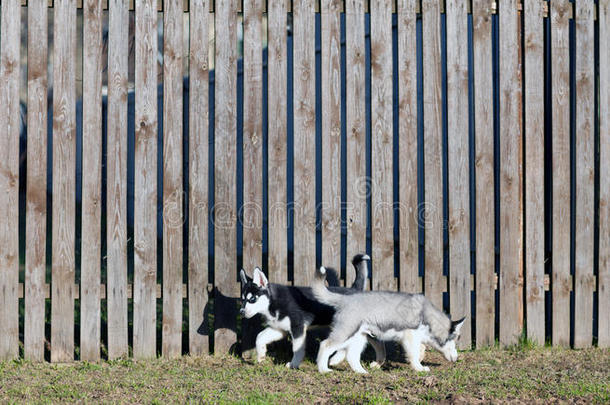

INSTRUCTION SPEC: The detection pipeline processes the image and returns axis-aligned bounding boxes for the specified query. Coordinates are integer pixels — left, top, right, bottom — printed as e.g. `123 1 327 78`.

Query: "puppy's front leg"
255 327 285 362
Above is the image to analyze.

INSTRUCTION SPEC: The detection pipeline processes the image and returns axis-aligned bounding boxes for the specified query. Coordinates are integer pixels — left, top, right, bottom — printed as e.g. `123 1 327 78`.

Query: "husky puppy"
311 266 466 374
240 255 385 369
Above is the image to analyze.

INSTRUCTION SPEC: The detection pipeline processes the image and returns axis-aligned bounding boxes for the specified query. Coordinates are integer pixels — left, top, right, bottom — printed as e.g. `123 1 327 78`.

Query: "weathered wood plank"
472 0 495 348
0 0 21 361
446 0 471 349
422 0 443 307
188 0 210 356
214 0 238 354
573 0 594 349
550 0 571 347
345 0 367 287
134 0 158 359
107 0 130 360
321 0 342 274
81 0 104 361
293 0 317 285
397 0 418 294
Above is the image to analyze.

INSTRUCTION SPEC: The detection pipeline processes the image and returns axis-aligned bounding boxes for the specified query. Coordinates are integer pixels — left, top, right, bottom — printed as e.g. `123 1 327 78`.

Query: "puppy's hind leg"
255 327 285 363
367 336 386 369
317 338 341 373
345 333 369 374
328 349 346 366
286 329 307 369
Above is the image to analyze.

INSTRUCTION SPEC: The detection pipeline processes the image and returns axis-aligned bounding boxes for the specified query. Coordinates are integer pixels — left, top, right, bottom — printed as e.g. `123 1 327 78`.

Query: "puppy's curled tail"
312 266 344 307
350 254 370 291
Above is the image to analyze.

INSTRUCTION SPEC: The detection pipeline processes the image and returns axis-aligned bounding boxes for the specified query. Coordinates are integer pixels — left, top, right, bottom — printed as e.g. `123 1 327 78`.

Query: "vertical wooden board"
573 0 594 349
214 0 238 354
81 0 104 361
0 0 21 360
25 0 48 362
134 0 158 359
188 0 210 355
550 0 571 347
446 0 471 348
321 0 342 275
267 0 288 284
472 0 495 348
422 0 443 307
598 0 610 349
107 0 129 359
51 0 77 362
397 0 418 294
523 0 545 345
345 0 367 287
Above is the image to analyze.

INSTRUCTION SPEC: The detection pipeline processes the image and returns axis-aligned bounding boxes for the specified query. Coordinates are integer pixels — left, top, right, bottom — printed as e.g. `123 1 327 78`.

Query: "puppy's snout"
239 307 245 315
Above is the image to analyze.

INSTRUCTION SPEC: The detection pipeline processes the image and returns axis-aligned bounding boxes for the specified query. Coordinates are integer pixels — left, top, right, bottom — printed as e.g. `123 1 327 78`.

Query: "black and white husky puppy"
239 255 386 369
311 266 466 374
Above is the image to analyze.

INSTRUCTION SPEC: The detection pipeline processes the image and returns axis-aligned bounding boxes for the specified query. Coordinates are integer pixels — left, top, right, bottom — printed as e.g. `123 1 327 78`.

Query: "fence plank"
422 0 443 307
446 0 471 349
188 0 210 357
397 0 418 294
293 0 316 285
599 0 610 349
472 0 495 348
573 0 594 349
51 0 77 362
134 0 158 359
0 0 21 361
345 0 367 287
523 0 545 345
321 0 342 274
81 0 104 361
267 0 288 284
107 0 130 359
214 0 238 354
550 0 571 347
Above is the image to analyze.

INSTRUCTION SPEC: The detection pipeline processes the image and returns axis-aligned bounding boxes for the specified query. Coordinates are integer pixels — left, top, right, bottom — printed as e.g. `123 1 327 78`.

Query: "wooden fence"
0 0 608 361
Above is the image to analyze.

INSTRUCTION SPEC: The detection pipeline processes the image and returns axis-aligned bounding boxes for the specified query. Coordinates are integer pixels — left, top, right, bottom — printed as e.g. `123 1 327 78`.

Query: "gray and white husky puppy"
311 266 466 374
239 255 386 369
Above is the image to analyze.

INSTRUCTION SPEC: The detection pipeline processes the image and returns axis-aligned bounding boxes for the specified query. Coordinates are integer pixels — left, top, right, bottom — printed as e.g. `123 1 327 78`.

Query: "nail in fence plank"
598 0 610 349
446 0 471 349
498 0 524 346
51 0 77 362
267 0 288 284
214 0 238 354
472 0 495 348
293 0 317 285
574 0 594 349
107 0 130 360
550 0 571 347
422 0 444 307
81 0 104 361
345 0 367 287
0 0 21 361
321 0 342 274
134 0 158 359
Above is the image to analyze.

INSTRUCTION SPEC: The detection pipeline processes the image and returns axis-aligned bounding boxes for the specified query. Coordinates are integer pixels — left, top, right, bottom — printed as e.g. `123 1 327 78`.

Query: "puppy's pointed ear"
239 269 249 286
252 267 268 288
450 317 466 335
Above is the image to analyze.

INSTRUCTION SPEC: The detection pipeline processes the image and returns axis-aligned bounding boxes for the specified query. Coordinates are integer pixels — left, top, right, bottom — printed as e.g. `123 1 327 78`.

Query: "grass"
1 346 608 404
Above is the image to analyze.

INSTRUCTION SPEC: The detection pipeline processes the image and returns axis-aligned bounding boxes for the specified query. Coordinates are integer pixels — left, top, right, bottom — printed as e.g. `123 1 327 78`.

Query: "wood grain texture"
0 0 21 361
267 0 288 284
321 0 342 274
81 0 104 361
214 0 238 354
293 0 317 285
51 0 77 362
397 0 418 294
134 0 158 359
524 0 545 345
345 0 367 287
446 0 471 349
107 0 130 359
24 0 48 362
573 0 594 349
188 0 210 356
598 0 610 349
422 0 443 307
550 0 571 347
472 0 495 348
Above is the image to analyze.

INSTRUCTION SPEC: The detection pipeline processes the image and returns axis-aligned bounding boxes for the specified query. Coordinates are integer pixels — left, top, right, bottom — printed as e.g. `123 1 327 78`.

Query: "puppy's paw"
256 355 266 363
285 362 299 369
369 361 382 369
318 367 332 374
421 366 430 372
